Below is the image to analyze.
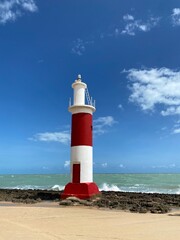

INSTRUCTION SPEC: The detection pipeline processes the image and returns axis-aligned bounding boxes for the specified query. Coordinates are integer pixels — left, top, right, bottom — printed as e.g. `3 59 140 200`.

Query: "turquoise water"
0 174 180 194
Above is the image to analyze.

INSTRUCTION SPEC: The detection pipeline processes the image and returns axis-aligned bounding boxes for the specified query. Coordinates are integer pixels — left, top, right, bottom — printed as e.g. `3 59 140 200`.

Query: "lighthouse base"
61 182 101 200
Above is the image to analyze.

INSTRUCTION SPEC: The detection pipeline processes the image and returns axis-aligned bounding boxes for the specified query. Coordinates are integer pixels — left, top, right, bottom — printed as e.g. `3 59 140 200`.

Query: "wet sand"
0 203 180 240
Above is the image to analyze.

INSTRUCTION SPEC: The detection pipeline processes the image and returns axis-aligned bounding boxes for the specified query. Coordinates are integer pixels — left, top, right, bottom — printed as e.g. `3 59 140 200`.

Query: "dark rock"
59 197 90 206
150 204 170 214
0 189 180 214
139 208 148 213
66 197 87 205
59 200 73 206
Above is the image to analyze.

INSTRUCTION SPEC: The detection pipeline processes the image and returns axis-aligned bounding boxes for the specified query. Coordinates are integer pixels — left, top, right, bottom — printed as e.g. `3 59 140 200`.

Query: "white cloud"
123 14 134 21
171 8 180 26
114 28 119 36
172 128 180 134
72 38 85 56
101 162 108 168
72 38 94 56
118 104 123 110
119 164 124 168
172 120 180 134
175 120 180 124
64 160 70 168
0 0 38 24
161 106 180 116
30 131 70 144
93 116 117 135
126 68 180 116
152 164 176 169
30 116 116 145
121 14 159 36
42 166 49 170
21 0 37 12
94 116 116 126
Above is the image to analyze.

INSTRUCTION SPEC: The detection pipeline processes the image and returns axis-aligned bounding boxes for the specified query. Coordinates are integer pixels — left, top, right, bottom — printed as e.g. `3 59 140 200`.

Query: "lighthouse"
61 75 100 199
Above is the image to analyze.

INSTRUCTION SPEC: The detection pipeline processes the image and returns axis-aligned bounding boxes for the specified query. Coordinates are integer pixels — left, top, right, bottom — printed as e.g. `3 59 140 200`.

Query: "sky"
0 0 180 174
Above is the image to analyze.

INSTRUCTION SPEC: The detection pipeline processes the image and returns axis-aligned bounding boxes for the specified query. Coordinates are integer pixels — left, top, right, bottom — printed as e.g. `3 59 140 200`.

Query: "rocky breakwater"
0 189 60 204
0 189 180 213
59 191 180 214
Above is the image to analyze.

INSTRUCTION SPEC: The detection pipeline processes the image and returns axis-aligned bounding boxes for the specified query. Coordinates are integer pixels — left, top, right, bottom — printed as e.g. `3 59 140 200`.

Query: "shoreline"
0 189 180 213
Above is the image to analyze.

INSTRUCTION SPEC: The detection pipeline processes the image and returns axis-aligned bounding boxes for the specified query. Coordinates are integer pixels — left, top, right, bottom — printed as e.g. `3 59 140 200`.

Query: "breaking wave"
99 183 121 191
99 182 180 194
1 184 65 191
51 185 64 191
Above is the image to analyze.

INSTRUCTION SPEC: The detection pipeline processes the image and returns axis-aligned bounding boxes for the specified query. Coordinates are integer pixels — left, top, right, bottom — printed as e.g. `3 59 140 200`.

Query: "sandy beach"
0 203 180 240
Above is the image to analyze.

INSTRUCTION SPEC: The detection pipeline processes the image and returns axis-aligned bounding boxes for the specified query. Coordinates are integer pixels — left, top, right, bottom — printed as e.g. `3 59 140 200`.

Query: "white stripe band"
71 146 93 183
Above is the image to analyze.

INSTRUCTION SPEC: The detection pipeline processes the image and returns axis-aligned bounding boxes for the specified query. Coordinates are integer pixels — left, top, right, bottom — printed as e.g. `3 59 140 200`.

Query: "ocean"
0 174 180 194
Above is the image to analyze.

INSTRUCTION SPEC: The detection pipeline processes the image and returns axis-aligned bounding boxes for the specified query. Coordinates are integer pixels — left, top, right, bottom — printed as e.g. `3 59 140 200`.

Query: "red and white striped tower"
61 75 100 199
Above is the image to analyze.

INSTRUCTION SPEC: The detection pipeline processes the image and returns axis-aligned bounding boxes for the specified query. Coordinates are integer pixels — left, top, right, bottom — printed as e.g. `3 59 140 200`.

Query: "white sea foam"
175 188 180 194
1 184 65 191
10 185 64 191
4 185 48 190
100 183 121 191
51 185 64 191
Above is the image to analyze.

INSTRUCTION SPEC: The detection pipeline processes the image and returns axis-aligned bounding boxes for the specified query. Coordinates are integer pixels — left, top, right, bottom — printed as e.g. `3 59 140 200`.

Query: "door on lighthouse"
72 163 80 183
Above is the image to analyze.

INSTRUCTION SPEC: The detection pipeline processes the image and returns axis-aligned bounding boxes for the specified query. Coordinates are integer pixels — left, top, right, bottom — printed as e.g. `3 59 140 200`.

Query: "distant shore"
0 189 180 213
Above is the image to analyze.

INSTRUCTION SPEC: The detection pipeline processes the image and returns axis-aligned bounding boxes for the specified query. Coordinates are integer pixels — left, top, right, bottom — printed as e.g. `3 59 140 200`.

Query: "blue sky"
1 0 180 174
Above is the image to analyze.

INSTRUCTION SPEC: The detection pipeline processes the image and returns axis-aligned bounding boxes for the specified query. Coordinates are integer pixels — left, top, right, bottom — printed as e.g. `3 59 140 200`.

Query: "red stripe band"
71 113 93 146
